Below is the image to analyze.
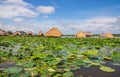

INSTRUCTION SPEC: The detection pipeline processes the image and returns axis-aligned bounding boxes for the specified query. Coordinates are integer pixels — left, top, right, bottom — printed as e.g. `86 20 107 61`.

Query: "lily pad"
23 61 35 68
87 50 98 55
100 66 115 72
63 72 73 76
48 68 55 72
112 63 120 66
3 66 23 73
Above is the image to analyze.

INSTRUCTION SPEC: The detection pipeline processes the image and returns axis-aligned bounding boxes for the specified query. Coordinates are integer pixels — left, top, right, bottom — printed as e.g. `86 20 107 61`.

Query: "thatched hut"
13 31 26 36
99 32 114 38
99 33 106 38
105 32 114 38
0 29 8 36
45 27 62 37
13 31 21 36
85 32 92 37
27 31 34 36
76 31 86 38
38 31 44 36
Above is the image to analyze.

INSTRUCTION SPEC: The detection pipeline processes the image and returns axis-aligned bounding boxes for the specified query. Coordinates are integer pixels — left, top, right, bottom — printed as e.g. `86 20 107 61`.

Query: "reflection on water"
0 45 20 55
61 35 120 38
73 62 120 77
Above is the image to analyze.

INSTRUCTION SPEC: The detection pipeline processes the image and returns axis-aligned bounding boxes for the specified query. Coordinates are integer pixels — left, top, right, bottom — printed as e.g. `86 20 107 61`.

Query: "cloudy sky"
0 0 120 34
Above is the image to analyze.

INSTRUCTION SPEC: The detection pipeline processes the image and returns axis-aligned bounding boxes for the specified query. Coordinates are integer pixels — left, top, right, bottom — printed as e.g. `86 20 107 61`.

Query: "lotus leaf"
48 68 55 72
3 66 23 73
63 72 73 76
23 61 35 68
100 65 115 72
87 50 99 55
0 36 120 76
112 63 120 66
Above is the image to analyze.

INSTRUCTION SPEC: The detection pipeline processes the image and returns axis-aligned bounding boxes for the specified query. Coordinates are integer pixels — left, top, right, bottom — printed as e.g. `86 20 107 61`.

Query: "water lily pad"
112 63 120 66
48 68 55 72
87 50 98 55
91 62 100 66
3 66 23 73
64 68 71 72
100 66 115 72
63 72 73 76
104 57 112 61
23 61 35 68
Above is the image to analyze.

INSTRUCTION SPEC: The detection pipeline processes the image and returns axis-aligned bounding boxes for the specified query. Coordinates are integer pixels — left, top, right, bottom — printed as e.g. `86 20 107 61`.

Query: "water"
73 62 120 77
61 35 120 38
0 45 21 55
61 35 75 38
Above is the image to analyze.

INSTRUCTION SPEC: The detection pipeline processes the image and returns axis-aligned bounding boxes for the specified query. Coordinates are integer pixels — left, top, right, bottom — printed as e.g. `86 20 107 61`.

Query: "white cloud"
0 24 16 32
0 0 38 18
85 17 117 23
0 16 119 34
3 0 28 5
36 6 55 14
53 17 119 34
0 0 55 19
13 18 24 22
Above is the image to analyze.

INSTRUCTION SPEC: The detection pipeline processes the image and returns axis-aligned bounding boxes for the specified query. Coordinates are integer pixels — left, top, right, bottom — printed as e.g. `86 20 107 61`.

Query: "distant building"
105 32 114 38
85 32 92 37
27 31 34 36
38 31 44 36
99 32 114 38
45 27 62 37
99 33 106 38
13 31 26 36
0 29 8 36
76 31 86 38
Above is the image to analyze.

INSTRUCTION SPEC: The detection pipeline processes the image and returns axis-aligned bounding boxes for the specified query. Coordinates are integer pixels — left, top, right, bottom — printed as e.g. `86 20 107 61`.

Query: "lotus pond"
0 36 120 77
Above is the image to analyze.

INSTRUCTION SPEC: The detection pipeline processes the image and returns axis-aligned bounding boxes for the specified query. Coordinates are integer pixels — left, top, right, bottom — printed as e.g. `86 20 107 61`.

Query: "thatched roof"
38 31 44 36
85 32 92 37
76 31 86 38
0 29 8 36
105 32 114 38
45 27 62 37
27 31 34 36
99 33 106 38
13 31 26 36
100 32 114 38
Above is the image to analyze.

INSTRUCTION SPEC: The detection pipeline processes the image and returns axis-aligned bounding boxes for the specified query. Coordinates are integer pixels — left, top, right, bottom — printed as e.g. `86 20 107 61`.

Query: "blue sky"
25 0 120 19
0 0 120 34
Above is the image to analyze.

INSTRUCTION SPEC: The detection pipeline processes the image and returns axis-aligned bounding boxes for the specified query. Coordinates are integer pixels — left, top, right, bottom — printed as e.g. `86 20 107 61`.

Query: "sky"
0 0 120 34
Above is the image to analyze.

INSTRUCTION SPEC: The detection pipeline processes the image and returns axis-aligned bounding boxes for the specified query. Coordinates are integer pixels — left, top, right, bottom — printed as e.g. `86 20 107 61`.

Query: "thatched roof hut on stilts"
27 31 34 36
76 31 86 38
0 29 8 36
13 31 22 36
38 31 44 36
99 33 106 38
105 32 114 38
45 27 62 37
99 32 114 38
85 32 92 37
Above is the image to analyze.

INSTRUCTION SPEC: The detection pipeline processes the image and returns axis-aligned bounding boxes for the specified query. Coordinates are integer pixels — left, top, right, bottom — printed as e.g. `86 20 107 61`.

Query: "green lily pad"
87 50 98 55
48 68 55 72
112 63 120 66
23 61 35 68
64 68 71 72
4 66 23 73
10 73 21 77
91 62 100 66
100 66 115 72
63 72 73 76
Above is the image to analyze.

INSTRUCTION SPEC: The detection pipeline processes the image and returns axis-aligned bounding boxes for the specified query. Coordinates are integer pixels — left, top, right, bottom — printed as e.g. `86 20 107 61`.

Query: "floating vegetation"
0 36 120 77
100 65 115 72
